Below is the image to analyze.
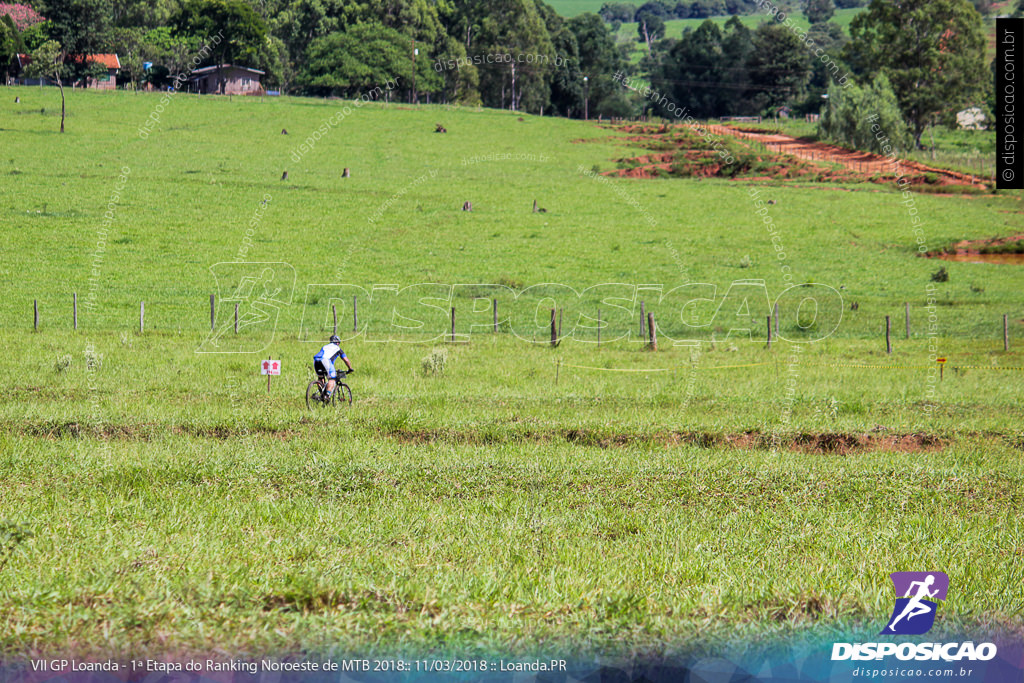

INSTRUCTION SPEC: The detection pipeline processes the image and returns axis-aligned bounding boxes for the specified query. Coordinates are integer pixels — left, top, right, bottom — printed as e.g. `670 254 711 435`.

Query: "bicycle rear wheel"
335 383 352 406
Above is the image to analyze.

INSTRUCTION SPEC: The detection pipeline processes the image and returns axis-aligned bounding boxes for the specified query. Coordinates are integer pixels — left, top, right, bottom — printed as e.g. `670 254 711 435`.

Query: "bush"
421 347 448 376
53 354 72 374
0 521 32 573
819 74 911 156
931 266 949 282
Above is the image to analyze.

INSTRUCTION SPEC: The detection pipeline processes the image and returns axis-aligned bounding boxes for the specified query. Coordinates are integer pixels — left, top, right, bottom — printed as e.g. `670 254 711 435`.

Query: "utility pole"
583 75 589 121
412 42 418 105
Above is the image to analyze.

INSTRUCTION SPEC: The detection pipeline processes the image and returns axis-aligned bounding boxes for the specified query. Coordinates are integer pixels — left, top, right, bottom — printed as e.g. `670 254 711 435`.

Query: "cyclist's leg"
325 359 337 396
314 360 329 391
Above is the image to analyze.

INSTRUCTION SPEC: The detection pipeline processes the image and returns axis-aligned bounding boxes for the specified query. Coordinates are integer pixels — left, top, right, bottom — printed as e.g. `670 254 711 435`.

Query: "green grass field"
0 87 1022 660
546 0 607 16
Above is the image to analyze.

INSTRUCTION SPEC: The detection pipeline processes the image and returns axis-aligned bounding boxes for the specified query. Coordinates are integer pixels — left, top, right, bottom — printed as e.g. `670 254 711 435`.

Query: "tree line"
1 0 993 151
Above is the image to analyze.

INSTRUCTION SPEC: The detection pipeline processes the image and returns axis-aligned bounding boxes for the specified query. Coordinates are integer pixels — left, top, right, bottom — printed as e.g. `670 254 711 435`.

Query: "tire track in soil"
706 124 983 186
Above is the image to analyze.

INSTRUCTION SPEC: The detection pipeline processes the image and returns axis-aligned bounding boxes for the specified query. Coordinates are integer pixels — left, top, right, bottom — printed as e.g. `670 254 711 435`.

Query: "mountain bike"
306 368 352 408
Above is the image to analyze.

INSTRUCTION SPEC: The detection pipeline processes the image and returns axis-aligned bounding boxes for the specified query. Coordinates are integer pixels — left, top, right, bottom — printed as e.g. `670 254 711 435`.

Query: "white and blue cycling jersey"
313 343 346 378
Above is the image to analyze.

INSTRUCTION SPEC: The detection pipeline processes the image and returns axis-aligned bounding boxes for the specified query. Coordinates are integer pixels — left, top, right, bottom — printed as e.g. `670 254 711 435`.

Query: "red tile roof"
85 54 121 69
16 53 120 70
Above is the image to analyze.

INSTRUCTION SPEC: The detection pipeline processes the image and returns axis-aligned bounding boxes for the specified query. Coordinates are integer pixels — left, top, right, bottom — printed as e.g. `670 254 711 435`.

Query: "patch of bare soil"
11 420 952 454
592 122 986 188
926 234 1024 265
707 124 982 187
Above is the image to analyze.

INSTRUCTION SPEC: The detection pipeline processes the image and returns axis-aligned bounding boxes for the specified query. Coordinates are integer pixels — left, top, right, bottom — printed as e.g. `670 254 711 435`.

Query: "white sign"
260 359 281 375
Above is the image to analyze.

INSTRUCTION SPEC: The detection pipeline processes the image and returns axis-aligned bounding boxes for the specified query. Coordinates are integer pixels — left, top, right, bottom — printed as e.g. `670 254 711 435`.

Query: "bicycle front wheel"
334 383 352 406
306 380 323 409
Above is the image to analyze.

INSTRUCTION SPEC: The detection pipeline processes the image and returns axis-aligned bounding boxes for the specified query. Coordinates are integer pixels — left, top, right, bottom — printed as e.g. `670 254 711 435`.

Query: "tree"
454 0 556 112
566 12 629 117
1 14 25 83
268 0 345 66
298 21 412 96
635 0 670 17
650 20 727 117
845 0 987 147
747 21 810 112
795 19 846 112
636 10 664 54
804 0 834 24
19 20 50 50
110 0 181 29
173 0 267 92
598 2 636 22
23 39 67 132
819 73 910 154
35 0 111 83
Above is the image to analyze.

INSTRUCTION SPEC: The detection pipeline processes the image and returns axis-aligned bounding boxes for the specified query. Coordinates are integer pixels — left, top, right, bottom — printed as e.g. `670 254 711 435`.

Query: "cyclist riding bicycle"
313 335 353 401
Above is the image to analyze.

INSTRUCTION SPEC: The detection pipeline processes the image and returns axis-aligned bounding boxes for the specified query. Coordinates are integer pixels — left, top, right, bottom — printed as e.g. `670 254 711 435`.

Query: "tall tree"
819 73 910 153
174 0 267 92
567 12 629 117
804 0 834 24
269 0 346 63
455 0 555 112
36 0 112 82
636 10 664 54
650 20 726 117
748 22 811 113
23 39 67 131
845 0 986 147
298 21 412 96
1 14 25 83
110 0 182 29
174 0 267 60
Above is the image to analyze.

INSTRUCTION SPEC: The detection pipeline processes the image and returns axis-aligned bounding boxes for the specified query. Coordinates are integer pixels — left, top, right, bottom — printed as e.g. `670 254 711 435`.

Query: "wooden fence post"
34 299 38 331
766 315 772 349
550 309 557 347
905 302 910 339
885 315 892 354
451 307 455 343
210 294 215 331
140 301 145 334
235 303 239 333
648 312 657 351
493 299 498 333
1005 314 1010 352
72 293 78 330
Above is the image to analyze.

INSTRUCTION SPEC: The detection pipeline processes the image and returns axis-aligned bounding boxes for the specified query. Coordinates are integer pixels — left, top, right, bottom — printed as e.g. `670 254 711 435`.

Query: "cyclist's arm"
341 353 353 371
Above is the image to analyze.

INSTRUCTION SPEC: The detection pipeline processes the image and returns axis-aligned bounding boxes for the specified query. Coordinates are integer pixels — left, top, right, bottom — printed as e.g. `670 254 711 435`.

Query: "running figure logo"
196 262 296 354
882 572 949 635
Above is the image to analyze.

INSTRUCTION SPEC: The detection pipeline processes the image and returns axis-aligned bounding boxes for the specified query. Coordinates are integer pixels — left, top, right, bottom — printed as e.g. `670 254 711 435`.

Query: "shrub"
818 74 911 155
53 354 71 374
931 266 949 282
0 521 32 573
421 347 448 376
